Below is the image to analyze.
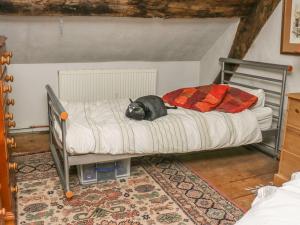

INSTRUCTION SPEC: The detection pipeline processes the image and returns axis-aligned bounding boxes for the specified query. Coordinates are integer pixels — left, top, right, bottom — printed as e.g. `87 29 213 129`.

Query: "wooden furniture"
274 93 300 185
0 36 17 225
0 185 5 225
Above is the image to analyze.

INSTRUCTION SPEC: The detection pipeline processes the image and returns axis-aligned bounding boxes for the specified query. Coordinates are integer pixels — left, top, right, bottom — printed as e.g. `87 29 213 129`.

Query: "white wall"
244 1 300 93
9 61 200 130
199 20 239 85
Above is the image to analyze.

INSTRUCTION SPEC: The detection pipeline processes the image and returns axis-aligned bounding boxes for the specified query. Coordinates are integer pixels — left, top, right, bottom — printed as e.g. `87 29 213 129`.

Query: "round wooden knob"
7 137 16 148
8 121 16 128
3 51 13 58
0 208 5 216
11 185 18 193
9 162 18 170
0 56 10 65
6 99 15 106
5 75 14 82
5 112 13 120
6 137 15 145
10 142 16 149
3 85 12 93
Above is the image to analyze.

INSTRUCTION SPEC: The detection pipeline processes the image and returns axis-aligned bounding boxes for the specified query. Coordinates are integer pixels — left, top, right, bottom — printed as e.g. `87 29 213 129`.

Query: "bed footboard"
46 85 73 199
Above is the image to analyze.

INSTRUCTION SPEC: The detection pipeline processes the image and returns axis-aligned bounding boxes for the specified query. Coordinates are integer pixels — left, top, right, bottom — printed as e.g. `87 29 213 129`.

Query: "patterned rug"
14 152 243 225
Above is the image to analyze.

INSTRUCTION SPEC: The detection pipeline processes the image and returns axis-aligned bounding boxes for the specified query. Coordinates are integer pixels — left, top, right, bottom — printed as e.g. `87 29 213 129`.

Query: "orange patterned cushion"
173 88 198 107
216 87 258 113
162 85 211 108
163 85 257 113
192 84 229 112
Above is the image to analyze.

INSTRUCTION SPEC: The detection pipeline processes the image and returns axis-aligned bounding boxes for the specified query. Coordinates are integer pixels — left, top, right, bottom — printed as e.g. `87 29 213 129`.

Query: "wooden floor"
12 132 278 211
178 148 278 211
13 131 50 154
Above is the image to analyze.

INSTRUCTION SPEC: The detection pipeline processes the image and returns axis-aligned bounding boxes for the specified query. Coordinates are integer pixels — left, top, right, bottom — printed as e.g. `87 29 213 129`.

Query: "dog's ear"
129 98 133 103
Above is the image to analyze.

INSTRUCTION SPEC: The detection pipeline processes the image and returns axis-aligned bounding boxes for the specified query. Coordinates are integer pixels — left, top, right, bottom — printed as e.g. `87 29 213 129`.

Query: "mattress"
236 172 300 225
54 98 264 155
252 107 273 131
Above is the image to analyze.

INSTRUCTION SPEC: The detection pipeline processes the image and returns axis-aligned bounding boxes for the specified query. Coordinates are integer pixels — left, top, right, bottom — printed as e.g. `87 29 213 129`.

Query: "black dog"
125 95 177 121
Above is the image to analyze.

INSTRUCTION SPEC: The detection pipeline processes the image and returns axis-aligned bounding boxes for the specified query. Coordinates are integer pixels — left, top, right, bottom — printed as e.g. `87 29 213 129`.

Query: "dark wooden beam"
215 0 281 83
229 0 281 59
0 36 6 48
0 0 258 18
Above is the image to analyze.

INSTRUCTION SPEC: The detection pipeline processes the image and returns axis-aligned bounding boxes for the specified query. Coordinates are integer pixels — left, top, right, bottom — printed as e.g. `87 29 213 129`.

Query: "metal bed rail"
219 58 291 156
46 85 73 199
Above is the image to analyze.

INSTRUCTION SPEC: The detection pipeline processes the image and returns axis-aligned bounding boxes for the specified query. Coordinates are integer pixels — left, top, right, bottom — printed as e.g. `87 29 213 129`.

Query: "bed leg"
65 191 74 199
64 157 73 200
274 138 280 160
61 120 73 199
50 143 74 199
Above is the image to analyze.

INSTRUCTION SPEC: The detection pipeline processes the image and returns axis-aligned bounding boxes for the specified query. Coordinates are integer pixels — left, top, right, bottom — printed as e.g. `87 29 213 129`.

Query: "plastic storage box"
77 158 131 185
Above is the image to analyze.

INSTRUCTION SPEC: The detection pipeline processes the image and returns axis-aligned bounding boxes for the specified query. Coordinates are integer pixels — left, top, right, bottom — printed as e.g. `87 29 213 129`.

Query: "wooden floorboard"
178 147 278 211
215 173 274 199
12 132 49 154
11 132 278 211
234 194 256 211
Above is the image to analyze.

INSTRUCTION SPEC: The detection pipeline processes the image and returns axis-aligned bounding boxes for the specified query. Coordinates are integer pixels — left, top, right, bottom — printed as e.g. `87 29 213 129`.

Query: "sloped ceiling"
0 16 239 63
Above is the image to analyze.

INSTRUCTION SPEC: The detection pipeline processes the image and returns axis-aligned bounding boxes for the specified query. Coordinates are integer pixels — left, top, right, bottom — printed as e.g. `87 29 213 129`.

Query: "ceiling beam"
229 0 280 59
0 0 258 18
215 0 281 83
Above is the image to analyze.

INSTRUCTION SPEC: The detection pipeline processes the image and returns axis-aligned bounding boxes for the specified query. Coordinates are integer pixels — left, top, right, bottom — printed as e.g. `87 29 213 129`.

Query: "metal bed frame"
219 57 291 156
46 57 291 198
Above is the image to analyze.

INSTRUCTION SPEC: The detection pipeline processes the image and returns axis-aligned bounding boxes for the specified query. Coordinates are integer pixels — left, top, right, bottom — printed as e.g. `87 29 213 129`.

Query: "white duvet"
236 172 300 225
252 107 273 131
55 98 263 155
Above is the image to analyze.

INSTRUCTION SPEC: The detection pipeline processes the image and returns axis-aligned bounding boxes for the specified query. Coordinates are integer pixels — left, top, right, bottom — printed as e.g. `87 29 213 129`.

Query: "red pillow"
216 87 258 113
192 84 229 112
162 88 184 105
162 85 211 108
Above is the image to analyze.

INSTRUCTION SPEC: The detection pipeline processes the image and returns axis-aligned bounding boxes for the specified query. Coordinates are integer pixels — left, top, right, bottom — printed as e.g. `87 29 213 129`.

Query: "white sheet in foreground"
235 172 300 225
55 98 263 155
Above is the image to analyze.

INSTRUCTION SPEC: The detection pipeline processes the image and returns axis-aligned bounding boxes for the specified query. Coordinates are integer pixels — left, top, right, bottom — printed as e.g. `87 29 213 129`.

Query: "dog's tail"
166 106 178 110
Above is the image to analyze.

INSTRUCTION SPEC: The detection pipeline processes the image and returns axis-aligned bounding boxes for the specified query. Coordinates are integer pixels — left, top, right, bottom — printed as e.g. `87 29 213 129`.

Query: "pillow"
173 87 199 107
162 88 185 105
249 89 265 109
216 87 258 113
192 84 229 112
230 85 265 109
162 85 211 108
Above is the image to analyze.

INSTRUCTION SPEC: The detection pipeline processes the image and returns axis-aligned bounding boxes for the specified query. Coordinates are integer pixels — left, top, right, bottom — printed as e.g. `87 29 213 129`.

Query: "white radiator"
58 69 157 102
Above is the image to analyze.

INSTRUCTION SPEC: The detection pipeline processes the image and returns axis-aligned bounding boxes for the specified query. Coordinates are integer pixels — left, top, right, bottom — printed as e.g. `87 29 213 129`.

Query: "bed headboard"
219 57 291 156
58 69 157 102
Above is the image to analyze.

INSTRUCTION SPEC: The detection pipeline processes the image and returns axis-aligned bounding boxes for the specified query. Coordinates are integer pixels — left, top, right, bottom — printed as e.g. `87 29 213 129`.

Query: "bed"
54 99 271 155
46 58 291 198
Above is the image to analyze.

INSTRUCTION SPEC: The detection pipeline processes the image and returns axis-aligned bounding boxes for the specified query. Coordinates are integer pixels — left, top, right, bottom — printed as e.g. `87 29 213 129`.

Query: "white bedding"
236 172 300 225
54 98 266 155
252 107 273 131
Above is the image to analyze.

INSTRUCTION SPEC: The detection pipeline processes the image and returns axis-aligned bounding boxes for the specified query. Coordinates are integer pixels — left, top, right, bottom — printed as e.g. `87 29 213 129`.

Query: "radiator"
58 69 157 102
